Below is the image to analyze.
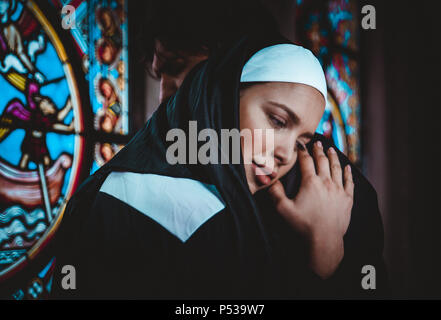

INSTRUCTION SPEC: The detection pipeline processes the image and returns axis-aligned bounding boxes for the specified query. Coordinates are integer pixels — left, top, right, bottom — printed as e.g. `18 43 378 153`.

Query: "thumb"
267 180 292 216
267 180 306 236
267 180 286 203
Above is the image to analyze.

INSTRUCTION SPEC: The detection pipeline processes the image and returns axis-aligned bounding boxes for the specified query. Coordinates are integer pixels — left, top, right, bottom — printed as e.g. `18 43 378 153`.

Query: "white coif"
240 43 327 103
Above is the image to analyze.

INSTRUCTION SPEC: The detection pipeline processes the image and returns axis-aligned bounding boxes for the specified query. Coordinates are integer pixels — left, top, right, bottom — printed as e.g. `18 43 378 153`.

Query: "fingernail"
316 141 322 148
346 165 351 173
328 147 335 154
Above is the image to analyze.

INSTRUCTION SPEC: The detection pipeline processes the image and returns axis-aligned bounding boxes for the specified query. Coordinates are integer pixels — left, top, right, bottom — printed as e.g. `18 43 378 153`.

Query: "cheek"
241 116 270 161
251 129 265 157
277 151 298 178
240 106 272 155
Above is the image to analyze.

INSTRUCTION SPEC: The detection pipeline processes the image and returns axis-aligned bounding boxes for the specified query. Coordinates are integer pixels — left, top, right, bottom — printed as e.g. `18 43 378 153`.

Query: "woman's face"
101 12 113 30
101 144 114 162
100 42 116 64
239 82 325 194
101 81 113 98
101 114 114 132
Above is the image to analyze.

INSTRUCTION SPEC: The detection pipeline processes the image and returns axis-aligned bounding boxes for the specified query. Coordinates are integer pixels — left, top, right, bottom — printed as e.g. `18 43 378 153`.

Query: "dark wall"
362 0 439 298
386 1 439 298
267 0 440 298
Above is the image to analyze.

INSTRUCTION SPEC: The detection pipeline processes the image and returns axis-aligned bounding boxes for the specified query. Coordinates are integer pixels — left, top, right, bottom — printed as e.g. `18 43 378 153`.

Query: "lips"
252 161 276 186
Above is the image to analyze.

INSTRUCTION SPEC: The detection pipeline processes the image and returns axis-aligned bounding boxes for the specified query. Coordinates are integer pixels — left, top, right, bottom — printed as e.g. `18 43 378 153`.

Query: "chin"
248 180 272 195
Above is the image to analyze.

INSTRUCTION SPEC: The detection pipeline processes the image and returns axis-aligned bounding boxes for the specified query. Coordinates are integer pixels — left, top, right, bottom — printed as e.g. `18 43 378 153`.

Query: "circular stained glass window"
0 0 88 292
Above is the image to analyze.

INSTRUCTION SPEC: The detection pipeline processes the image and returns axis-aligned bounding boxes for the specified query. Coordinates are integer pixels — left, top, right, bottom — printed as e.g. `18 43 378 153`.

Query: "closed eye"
268 114 286 128
295 141 306 151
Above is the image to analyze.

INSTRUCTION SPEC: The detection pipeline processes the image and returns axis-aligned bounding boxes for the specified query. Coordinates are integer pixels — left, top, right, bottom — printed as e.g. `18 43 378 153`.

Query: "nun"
52 34 388 299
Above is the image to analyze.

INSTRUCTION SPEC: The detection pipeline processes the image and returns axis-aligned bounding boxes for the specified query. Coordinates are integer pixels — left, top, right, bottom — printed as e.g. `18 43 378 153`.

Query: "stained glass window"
0 0 129 299
87 0 129 173
296 0 361 164
54 0 129 173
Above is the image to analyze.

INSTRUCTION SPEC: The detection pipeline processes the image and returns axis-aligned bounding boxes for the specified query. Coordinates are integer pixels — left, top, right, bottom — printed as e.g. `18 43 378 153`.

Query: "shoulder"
98 172 226 242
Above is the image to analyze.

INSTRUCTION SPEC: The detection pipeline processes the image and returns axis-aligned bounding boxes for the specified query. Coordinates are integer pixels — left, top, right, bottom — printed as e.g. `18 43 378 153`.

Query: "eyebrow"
266 100 314 139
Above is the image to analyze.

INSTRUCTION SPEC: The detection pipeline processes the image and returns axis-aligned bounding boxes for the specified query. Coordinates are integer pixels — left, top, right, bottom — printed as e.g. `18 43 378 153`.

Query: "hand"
267 141 354 279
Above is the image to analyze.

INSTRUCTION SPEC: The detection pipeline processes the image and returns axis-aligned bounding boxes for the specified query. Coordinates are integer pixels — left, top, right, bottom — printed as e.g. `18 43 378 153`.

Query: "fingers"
300 140 352 195
327 147 343 186
298 147 316 179
267 180 292 216
313 141 331 178
343 165 354 197
267 180 286 203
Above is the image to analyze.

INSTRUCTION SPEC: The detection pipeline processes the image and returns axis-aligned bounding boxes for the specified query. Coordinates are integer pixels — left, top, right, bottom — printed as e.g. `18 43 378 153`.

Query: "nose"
159 74 179 103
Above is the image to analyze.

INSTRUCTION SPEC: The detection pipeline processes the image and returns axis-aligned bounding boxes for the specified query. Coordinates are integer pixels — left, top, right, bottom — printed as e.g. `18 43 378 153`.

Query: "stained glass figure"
296 0 361 164
0 0 87 298
0 0 129 299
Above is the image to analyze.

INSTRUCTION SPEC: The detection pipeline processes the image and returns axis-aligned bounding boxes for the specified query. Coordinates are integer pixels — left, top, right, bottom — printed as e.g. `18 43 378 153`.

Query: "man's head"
99 78 115 99
97 39 118 65
97 7 116 33
136 0 277 103
100 143 114 162
36 96 57 115
151 40 209 103
99 112 116 133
